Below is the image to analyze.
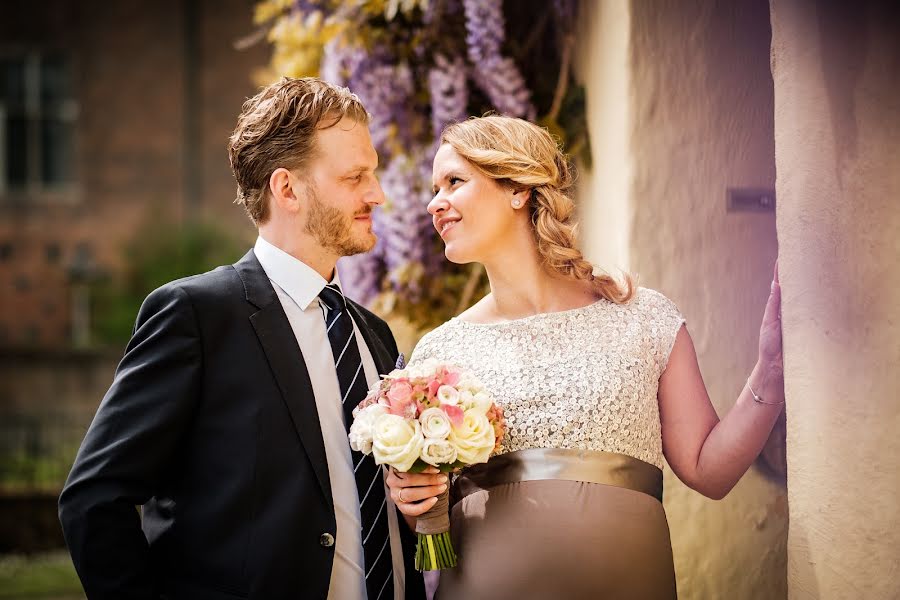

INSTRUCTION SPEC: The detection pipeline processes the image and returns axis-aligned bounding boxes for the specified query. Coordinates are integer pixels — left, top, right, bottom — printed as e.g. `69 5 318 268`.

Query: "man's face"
298 117 384 257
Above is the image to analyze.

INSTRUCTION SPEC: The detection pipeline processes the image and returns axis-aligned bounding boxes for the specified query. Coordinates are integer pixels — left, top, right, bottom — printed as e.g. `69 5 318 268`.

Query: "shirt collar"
254 235 341 311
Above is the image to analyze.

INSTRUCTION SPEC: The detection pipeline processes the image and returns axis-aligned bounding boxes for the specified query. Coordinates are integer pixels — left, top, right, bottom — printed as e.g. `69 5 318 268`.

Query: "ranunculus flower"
419 407 452 439
470 392 494 414
421 438 458 466
439 366 460 387
437 385 460 406
372 414 425 471
442 403 464 427
449 409 495 465
349 404 388 454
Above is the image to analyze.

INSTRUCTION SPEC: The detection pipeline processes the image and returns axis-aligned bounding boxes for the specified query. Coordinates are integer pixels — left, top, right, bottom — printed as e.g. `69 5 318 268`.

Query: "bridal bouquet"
349 358 506 571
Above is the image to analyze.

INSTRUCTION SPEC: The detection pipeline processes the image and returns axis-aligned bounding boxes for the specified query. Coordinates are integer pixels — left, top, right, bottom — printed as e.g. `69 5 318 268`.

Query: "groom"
59 78 426 600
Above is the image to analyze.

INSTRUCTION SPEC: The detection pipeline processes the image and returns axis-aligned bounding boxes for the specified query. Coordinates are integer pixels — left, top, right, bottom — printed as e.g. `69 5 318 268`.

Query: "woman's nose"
427 194 449 215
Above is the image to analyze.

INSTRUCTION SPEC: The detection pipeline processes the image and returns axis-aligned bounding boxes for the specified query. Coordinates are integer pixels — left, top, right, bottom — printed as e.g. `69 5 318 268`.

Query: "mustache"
354 206 373 217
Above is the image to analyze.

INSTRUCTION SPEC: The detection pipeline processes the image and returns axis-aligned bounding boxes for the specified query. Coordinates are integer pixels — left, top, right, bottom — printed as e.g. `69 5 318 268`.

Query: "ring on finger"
398 488 406 503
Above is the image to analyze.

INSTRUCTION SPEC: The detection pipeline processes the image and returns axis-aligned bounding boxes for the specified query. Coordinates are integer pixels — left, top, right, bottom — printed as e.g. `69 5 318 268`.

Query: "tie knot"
319 284 346 311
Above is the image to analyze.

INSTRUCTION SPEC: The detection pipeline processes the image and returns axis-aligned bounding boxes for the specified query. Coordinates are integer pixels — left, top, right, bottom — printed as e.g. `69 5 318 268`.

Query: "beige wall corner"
574 0 632 273
770 1 900 598
578 0 788 598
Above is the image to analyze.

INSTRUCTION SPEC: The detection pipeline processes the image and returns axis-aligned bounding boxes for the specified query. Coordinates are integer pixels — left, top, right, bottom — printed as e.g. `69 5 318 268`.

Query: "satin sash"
454 448 663 503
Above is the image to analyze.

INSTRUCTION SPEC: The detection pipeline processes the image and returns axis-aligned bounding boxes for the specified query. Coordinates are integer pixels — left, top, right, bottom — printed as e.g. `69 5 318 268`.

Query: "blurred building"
0 0 261 351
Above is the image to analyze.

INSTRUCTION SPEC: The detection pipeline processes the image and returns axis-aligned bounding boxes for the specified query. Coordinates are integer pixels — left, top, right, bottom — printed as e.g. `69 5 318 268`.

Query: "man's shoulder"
158 264 239 297
142 263 245 315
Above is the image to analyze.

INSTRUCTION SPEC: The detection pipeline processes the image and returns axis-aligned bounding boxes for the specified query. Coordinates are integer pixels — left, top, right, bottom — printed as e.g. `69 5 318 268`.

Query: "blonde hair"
228 77 368 224
440 115 634 304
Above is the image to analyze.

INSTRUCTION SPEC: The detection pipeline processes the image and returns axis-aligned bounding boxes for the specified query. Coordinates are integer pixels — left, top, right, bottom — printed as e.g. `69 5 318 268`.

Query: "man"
59 78 430 600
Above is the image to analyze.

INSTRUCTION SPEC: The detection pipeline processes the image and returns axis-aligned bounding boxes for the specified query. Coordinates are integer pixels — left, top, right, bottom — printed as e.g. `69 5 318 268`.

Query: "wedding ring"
398 488 406 503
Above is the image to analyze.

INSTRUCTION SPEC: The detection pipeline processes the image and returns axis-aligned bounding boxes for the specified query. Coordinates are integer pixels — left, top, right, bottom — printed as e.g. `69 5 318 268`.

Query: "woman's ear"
511 187 531 210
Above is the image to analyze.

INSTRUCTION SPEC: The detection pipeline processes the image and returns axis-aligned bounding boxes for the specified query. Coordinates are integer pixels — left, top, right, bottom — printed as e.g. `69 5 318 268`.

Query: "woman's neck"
480 247 597 321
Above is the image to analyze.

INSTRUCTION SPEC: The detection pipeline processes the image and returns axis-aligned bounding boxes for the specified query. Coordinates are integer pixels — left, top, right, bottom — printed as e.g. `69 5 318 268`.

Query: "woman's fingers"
398 495 439 517
386 467 449 516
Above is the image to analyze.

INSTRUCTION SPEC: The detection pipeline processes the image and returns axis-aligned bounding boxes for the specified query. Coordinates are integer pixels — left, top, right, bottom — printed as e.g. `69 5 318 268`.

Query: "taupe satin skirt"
435 449 677 600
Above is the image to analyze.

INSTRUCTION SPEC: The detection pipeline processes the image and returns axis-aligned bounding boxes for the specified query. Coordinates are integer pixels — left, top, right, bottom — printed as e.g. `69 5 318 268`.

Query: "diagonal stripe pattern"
319 284 393 599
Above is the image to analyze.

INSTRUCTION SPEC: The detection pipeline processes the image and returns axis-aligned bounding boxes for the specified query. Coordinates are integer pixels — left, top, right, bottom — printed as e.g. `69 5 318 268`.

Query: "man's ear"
269 168 302 214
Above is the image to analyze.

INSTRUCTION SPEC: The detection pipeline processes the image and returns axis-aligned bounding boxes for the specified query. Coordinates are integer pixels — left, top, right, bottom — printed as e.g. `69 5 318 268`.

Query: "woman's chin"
443 245 475 265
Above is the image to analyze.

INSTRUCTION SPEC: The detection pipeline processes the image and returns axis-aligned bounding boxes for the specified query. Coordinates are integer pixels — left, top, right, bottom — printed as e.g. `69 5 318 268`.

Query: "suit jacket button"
320 533 335 547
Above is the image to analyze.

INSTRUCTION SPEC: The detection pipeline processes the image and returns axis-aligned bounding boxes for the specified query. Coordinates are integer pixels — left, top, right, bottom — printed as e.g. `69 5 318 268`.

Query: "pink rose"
387 381 413 404
386 381 416 417
427 379 441 399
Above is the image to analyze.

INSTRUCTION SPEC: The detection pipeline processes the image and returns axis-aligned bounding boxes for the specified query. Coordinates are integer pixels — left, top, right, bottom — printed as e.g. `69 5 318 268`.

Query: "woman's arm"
659 266 784 500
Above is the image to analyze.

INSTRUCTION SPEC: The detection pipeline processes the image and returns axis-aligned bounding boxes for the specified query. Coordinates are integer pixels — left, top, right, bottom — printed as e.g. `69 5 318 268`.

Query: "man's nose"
366 176 386 206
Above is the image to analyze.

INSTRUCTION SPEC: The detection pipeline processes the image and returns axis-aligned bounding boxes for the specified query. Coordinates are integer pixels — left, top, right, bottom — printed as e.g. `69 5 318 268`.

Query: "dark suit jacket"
59 250 426 600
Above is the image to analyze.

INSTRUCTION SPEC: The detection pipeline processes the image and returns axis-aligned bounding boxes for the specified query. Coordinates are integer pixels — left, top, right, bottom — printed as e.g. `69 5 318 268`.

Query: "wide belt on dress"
453 447 663 503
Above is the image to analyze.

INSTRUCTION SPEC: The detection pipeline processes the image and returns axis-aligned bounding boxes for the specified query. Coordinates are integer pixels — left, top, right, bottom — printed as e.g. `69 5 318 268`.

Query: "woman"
387 116 784 599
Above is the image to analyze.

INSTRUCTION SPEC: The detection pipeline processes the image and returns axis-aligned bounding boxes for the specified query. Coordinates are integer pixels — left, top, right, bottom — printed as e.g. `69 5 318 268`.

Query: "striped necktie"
318 284 394 600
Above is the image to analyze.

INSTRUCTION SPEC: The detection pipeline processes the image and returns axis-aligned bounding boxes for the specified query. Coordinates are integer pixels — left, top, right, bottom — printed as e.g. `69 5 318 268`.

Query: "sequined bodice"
409 288 684 469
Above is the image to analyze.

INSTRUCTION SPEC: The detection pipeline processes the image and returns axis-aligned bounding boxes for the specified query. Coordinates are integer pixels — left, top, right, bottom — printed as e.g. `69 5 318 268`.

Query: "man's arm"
59 284 202 599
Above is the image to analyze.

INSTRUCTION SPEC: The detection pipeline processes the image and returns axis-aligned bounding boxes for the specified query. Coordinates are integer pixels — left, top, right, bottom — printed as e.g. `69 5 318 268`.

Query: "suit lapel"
235 250 333 507
346 301 396 376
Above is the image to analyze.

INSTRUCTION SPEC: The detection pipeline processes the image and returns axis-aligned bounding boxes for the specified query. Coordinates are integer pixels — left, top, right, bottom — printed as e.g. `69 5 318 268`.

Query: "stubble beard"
303 184 376 257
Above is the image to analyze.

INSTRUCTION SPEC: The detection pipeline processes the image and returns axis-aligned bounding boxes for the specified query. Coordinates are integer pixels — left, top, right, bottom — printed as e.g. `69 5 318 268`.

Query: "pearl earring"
512 199 522 208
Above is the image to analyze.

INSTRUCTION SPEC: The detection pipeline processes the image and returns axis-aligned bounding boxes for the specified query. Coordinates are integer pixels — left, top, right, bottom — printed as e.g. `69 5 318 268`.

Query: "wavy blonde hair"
440 115 634 304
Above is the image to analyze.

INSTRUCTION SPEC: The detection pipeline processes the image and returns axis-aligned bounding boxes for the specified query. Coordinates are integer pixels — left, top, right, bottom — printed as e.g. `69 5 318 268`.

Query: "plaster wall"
770 1 900 598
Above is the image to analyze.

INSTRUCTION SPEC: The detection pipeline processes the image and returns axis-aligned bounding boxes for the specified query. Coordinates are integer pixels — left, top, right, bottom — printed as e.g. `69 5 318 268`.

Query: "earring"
512 199 522 208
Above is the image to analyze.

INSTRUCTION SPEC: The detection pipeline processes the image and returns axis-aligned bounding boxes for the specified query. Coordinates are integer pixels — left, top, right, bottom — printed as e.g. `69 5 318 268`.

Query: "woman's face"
428 144 524 264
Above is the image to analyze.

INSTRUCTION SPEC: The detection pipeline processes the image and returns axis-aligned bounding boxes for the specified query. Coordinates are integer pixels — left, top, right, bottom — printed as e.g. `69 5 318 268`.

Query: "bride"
386 115 784 599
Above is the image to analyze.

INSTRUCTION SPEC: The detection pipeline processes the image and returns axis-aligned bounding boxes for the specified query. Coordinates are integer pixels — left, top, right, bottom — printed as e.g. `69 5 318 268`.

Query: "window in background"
0 53 78 196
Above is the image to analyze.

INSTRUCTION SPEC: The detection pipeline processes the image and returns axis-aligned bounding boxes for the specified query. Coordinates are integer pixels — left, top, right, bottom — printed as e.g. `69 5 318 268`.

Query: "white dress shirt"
254 236 402 600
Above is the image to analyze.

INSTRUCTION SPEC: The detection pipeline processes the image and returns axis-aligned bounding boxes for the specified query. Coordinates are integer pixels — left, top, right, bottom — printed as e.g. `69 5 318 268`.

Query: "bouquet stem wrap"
414 486 456 570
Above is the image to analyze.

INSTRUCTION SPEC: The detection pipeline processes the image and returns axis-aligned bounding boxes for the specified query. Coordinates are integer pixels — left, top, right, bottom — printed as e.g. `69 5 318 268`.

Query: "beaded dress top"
409 288 684 469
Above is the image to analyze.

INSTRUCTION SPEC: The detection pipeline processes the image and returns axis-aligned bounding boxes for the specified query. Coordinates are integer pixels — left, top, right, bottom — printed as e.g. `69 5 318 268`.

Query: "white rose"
437 385 460 406
448 409 496 465
421 438 459 466
372 414 425 472
457 390 475 410
419 407 452 439
348 404 388 454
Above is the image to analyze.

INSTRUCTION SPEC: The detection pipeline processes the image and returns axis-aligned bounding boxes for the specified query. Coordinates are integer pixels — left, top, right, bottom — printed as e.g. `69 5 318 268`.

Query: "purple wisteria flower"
462 0 504 64
471 57 536 120
463 0 535 119
428 54 468 140
319 38 368 86
377 151 440 298
337 250 384 306
349 59 415 155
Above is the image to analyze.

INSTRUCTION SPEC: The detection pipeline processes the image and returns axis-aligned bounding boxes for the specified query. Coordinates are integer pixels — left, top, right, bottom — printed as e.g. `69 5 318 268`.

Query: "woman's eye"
449 177 462 186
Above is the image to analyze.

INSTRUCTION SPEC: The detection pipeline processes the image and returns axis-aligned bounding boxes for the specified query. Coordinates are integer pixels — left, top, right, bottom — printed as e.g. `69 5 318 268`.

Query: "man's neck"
258 229 336 281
